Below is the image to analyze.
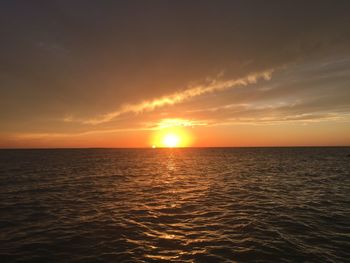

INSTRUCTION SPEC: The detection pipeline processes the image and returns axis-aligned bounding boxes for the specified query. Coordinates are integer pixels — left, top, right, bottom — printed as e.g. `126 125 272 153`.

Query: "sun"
151 120 193 148
163 133 180 148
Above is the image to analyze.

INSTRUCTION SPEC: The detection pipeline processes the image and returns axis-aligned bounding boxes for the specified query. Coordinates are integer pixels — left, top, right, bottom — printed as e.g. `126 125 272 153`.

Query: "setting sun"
151 122 193 148
163 134 180 148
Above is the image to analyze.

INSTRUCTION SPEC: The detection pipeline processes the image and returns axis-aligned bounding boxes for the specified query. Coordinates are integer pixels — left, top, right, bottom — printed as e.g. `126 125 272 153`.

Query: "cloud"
12 127 151 140
153 118 208 129
79 70 273 124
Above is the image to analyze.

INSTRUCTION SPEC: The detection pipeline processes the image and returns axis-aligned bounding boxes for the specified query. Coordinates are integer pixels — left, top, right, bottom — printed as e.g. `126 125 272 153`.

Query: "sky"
0 0 350 148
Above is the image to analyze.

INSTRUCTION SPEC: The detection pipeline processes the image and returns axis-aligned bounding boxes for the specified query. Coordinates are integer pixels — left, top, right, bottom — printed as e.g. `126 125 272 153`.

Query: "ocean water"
0 147 349 262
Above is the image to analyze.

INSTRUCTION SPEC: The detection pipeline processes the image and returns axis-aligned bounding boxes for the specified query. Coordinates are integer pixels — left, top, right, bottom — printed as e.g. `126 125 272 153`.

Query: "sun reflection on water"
120 149 215 260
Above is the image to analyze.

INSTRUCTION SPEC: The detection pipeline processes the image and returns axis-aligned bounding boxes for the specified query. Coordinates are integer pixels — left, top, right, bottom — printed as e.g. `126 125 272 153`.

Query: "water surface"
0 148 349 262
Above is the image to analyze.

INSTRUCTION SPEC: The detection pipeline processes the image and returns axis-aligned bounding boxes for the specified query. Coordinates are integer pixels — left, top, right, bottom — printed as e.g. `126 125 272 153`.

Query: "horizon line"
1 145 349 150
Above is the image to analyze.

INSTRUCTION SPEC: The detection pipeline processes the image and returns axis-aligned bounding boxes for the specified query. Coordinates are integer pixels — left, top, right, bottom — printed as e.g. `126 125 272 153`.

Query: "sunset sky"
1 1 350 148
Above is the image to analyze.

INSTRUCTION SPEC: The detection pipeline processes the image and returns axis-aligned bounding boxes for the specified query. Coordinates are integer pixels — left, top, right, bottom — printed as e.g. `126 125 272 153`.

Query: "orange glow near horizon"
151 125 193 148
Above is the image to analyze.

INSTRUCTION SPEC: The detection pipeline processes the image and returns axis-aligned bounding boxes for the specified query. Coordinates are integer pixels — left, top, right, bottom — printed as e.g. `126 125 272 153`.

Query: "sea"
0 147 349 262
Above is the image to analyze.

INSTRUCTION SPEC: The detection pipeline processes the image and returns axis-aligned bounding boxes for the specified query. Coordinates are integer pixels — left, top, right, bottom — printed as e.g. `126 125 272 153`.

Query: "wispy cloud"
13 127 151 140
153 118 208 129
76 70 273 125
210 113 350 126
197 102 350 126
13 118 207 140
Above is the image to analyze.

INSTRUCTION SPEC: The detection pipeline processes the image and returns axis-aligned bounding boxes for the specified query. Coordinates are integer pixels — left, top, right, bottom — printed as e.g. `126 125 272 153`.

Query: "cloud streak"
80 70 273 125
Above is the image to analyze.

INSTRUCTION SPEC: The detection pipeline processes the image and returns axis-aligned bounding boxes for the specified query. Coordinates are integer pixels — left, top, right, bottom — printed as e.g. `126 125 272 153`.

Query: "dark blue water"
0 148 349 262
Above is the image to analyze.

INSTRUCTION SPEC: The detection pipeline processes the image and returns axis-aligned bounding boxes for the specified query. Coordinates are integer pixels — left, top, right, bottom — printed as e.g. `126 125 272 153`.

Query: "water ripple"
0 147 349 262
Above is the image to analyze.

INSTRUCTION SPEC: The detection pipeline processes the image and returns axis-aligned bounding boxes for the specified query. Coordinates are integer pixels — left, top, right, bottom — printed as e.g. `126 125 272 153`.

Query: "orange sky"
2 120 349 148
1 2 350 148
